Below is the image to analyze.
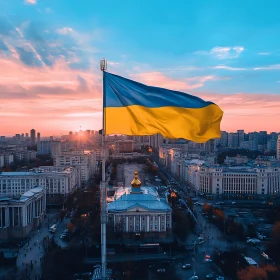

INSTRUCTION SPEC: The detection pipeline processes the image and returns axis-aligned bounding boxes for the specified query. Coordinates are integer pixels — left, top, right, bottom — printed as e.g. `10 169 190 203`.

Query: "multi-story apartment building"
53 151 96 184
0 155 4 168
0 167 77 204
37 141 51 155
149 134 164 151
50 141 62 157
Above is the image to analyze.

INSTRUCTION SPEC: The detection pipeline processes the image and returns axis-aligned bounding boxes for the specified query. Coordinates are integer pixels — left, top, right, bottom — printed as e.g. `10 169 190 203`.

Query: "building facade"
107 172 172 239
0 186 46 240
53 150 96 184
0 167 78 205
187 163 280 199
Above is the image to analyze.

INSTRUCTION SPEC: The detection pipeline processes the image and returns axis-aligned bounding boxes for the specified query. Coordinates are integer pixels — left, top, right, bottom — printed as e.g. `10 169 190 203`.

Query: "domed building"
107 171 172 239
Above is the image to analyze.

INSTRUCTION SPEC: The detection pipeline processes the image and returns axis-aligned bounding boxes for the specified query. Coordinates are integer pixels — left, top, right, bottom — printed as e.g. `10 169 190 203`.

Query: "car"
189 276 199 280
247 238 261 244
182 264 192 269
216 276 225 280
231 201 236 204
205 259 213 263
206 273 216 279
49 224 57 233
257 233 266 240
157 268 165 273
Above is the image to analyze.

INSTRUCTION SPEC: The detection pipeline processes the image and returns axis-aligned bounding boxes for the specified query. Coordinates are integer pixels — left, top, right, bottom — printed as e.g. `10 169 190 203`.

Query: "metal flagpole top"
100 59 107 71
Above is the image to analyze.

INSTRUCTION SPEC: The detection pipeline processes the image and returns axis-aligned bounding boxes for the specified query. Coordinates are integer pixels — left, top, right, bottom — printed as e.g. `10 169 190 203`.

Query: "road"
123 163 145 188
15 210 72 279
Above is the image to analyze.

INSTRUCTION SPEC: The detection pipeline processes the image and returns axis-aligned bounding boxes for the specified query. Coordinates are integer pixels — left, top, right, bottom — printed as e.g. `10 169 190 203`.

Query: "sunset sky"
1 0 280 136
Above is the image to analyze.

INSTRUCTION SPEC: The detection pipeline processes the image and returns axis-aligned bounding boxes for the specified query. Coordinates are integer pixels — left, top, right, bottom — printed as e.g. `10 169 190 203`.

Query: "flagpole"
100 59 107 279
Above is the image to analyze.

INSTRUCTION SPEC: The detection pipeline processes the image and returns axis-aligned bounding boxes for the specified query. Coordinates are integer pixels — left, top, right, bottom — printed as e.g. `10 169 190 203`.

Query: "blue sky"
0 0 280 134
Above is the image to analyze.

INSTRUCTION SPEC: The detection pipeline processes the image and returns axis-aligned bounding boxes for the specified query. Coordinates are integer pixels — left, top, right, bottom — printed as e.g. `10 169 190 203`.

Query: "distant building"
0 186 46 240
50 141 62 157
277 136 280 160
53 151 96 185
37 132 41 146
30 129 36 146
0 155 4 168
37 141 51 155
149 134 164 151
115 140 134 153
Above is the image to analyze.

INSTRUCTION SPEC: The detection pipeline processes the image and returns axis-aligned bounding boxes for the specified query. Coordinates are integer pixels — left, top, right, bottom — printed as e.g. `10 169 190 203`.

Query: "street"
15 210 70 278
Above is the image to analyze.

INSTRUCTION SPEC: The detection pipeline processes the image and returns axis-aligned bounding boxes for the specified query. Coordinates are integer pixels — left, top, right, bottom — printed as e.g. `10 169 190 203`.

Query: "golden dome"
131 171 141 188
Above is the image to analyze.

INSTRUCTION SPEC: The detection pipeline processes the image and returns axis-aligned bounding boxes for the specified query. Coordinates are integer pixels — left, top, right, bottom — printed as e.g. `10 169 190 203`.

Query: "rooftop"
108 185 171 212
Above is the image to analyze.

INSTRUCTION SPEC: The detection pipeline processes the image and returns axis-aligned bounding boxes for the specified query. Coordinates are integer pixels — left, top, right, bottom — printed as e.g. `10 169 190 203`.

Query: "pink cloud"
195 92 280 132
0 57 103 135
130 72 224 91
1 62 279 136
24 0 37 4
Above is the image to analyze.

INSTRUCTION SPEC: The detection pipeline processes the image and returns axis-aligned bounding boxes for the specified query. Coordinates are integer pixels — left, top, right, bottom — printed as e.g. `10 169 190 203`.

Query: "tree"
203 202 212 214
273 221 280 240
237 265 280 280
67 222 74 232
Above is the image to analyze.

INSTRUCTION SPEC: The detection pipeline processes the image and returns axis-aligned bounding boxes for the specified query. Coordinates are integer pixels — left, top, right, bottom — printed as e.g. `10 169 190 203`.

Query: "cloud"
24 0 37 4
130 72 230 91
210 46 244 59
0 56 103 135
195 92 280 132
254 64 280 70
194 46 244 59
56 27 75 35
258 52 271 55
212 65 247 71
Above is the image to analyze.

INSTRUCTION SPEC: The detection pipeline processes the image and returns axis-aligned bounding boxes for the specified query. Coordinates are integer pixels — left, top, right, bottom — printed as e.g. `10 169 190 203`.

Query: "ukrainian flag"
104 72 223 142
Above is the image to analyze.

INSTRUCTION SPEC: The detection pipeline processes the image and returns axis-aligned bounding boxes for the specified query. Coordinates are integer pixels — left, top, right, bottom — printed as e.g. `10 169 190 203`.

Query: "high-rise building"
30 129 36 146
237 130 245 147
228 133 238 148
25 133 29 138
50 141 62 157
221 131 228 147
37 132 41 147
37 141 51 155
277 136 280 160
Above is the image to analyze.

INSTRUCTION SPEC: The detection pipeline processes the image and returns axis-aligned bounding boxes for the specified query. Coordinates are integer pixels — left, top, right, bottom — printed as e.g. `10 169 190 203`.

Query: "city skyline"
1 0 280 135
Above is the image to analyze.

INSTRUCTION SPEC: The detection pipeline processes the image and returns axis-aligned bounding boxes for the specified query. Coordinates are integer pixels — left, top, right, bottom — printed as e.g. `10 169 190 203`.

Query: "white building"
0 186 46 240
4 154 14 165
0 167 77 205
53 150 96 184
187 163 280 198
107 172 172 238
